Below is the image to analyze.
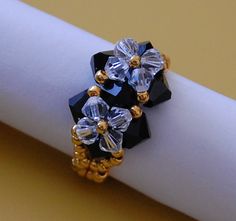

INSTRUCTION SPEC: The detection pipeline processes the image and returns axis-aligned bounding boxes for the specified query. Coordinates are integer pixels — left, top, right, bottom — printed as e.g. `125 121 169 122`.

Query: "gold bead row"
71 126 125 183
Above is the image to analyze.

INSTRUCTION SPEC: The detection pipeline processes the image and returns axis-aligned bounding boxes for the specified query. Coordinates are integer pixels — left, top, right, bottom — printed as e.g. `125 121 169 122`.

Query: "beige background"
1 0 235 220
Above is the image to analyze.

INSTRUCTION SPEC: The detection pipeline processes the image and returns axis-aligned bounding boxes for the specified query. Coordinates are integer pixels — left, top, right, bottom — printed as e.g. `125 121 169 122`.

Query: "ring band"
69 38 171 182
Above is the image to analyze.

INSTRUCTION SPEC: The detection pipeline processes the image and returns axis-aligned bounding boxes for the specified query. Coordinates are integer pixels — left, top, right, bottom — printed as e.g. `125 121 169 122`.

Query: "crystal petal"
114 38 139 61
99 130 123 153
141 48 164 74
128 68 154 92
82 96 109 121
76 117 98 145
104 56 129 82
107 107 132 132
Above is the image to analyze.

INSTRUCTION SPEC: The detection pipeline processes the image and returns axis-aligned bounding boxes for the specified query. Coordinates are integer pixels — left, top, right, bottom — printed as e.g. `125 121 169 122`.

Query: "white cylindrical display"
0 1 236 221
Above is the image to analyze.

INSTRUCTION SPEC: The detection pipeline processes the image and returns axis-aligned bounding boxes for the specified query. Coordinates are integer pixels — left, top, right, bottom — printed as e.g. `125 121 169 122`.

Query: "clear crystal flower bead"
82 96 109 122
128 68 154 92
105 56 129 82
141 48 164 74
76 117 98 145
107 107 132 132
99 130 123 153
114 38 139 61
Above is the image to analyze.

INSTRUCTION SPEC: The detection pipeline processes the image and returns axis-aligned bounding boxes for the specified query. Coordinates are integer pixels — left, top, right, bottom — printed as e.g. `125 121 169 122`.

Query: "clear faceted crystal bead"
99 129 123 153
82 96 109 121
107 107 132 132
141 48 164 74
105 56 129 82
114 38 139 61
76 117 98 145
129 68 154 92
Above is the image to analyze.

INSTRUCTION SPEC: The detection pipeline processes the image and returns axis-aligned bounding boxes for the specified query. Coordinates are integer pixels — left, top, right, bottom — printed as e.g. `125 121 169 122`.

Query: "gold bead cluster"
94 53 170 104
71 125 124 183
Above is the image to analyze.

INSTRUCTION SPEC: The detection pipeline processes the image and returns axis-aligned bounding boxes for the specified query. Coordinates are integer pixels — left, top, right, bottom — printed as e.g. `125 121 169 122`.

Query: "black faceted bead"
144 71 172 107
86 140 112 159
100 82 138 109
90 50 113 74
123 113 150 149
69 89 89 123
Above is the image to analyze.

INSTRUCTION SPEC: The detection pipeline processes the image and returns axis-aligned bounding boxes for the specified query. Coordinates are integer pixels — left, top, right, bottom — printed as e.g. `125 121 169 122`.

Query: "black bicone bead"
123 113 150 149
144 71 172 107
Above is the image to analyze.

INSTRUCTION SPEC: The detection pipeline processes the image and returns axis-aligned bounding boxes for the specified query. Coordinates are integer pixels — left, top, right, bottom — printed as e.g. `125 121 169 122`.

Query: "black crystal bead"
138 41 153 56
123 113 150 149
69 89 89 123
86 140 112 159
90 50 113 74
144 71 172 107
100 82 138 109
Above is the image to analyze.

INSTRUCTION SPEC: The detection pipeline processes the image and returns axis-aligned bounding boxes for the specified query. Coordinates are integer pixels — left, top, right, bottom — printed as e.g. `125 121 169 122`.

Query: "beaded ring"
69 38 171 182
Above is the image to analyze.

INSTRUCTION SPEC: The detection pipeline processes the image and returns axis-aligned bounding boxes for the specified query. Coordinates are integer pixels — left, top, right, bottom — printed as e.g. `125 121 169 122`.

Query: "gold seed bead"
71 125 78 137
97 163 108 173
86 170 94 180
110 157 123 166
129 55 141 68
90 160 99 171
87 85 101 97
137 91 149 103
112 149 124 158
72 158 79 168
77 168 87 177
74 145 85 153
162 53 171 71
95 70 108 84
93 171 109 183
80 158 90 168
76 151 87 160
100 159 113 168
71 137 82 145
130 105 143 119
96 120 108 134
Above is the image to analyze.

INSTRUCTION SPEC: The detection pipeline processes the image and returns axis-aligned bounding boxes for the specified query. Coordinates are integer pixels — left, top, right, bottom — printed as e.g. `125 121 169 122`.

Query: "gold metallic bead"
87 85 101 97
95 70 108 84
130 105 143 119
100 159 113 168
112 149 124 158
74 145 85 153
77 168 87 177
137 91 149 103
97 163 108 173
93 171 109 183
72 158 79 169
90 160 99 171
75 151 87 160
86 170 94 180
110 157 123 166
71 125 78 137
79 158 90 168
162 53 171 71
96 120 108 134
71 137 82 145
129 55 141 68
